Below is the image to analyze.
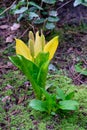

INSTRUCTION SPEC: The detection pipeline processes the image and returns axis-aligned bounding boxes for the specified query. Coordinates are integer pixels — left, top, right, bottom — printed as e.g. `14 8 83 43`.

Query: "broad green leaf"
14 7 28 14
48 17 59 22
9 55 41 98
16 0 26 8
17 14 24 22
42 0 56 4
59 0 64 1
29 7 37 12
35 52 49 67
42 88 56 102
74 0 87 6
29 12 39 20
29 2 43 10
42 11 48 15
9 55 39 82
37 61 49 88
41 88 57 114
49 11 57 17
56 87 65 100
65 91 75 100
73 0 82 7
35 53 49 88
59 100 79 110
82 2 87 6
41 88 51 99
45 22 55 30
29 99 47 112
34 18 45 24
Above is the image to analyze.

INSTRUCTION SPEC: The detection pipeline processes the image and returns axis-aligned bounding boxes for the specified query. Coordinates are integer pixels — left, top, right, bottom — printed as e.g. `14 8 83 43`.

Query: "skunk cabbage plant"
9 31 79 114
9 31 59 99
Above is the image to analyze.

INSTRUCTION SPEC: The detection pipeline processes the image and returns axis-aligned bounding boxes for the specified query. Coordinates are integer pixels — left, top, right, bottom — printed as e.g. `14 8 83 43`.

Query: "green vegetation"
75 63 87 76
10 0 59 30
74 0 87 7
9 0 87 31
9 31 79 114
0 70 87 129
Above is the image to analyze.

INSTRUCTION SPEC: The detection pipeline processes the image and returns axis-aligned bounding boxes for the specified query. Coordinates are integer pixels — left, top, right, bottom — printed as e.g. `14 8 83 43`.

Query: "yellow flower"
16 31 59 61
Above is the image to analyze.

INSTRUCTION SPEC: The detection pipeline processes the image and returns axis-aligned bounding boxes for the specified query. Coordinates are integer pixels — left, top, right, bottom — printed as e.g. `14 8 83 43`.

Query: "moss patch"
0 70 87 130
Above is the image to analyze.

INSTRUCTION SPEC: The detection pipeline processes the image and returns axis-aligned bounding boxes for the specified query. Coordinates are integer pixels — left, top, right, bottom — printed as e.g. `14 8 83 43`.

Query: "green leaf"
82 2 87 6
45 22 55 30
48 17 59 22
17 14 24 22
75 63 87 75
59 100 79 110
35 52 49 67
29 99 47 112
34 18 45 24
29 2 43 10
49 11 57 17
73 0 82 7
59 0 64 1
76 0 87 6
29 12 39 20
14 7 28 14
9 55 41 99
35 53 49 88
9 55 39 82
41 88 57 114
41 88 51 99
37 61 49 88
56 87 65 100
29 7 37 12
41 88 56 101
42 0 56 4
42 11 48 15
16 0 26 8
65 91 75 100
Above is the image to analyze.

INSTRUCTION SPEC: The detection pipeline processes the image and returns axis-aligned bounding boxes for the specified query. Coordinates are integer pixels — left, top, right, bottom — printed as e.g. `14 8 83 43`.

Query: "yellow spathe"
16 31 59 61
16 39 32 61
34 31 43 57
44 36 58 60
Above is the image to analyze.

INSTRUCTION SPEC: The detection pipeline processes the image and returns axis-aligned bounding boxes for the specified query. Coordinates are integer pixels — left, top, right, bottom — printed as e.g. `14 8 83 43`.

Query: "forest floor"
0 1 87 130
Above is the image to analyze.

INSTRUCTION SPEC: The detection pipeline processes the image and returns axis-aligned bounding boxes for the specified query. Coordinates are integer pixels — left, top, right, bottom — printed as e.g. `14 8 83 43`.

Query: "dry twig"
0 1 16 16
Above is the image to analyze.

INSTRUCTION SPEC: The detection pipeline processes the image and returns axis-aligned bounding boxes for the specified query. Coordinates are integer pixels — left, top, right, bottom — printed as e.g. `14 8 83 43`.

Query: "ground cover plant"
74 0 87 6
1 0 86 31
10 0 59 30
